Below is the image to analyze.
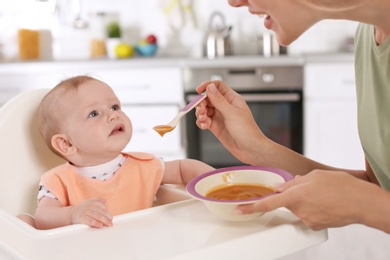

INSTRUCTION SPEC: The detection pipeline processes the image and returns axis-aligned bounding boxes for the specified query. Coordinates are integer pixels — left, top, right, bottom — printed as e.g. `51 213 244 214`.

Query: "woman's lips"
263 15 272 30
110 124 125 136
255 13 272 30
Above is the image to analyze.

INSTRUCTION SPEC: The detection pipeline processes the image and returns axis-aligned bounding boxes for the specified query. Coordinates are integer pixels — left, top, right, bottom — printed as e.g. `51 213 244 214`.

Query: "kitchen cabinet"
0 62 98 106
0 71 63 107
304 62 365 169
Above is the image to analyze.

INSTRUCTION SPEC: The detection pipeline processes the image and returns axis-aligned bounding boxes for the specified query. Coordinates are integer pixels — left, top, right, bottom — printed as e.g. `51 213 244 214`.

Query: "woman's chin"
275 33 296 47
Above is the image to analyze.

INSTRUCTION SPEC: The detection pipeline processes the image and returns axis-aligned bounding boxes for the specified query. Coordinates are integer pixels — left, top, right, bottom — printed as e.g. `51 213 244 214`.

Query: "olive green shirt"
355 23 390 190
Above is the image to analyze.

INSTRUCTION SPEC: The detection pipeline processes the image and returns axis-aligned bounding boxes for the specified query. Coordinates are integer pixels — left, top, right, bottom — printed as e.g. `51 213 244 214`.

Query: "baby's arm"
34 197 113 230
163 159 215 184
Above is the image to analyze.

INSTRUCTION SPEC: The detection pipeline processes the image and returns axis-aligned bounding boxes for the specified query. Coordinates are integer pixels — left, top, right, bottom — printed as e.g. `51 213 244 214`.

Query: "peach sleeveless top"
40 152 164 215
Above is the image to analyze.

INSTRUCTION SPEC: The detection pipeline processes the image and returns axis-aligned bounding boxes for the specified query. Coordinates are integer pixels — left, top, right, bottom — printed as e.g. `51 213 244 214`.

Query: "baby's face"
60 80 132 165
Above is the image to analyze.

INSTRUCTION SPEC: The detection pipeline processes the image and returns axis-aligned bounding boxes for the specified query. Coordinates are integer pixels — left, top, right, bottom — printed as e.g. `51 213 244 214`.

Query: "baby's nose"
108 112 119 121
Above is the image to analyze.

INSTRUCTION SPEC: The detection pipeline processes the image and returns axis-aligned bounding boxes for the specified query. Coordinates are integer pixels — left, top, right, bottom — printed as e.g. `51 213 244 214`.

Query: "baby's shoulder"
41 162 72 180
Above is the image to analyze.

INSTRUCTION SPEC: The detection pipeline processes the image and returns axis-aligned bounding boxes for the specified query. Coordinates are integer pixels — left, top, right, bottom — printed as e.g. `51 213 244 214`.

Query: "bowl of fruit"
136 34 158 57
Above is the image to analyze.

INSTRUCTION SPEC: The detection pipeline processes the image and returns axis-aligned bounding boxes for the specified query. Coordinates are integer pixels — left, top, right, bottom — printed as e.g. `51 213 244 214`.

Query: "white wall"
0 0 358 60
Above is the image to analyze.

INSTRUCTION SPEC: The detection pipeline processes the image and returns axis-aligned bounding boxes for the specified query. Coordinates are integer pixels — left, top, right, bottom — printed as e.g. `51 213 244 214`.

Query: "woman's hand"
236 170 380 230
195 81 268 165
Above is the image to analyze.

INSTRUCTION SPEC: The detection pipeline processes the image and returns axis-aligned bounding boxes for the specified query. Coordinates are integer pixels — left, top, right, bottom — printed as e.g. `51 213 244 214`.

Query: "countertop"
0 53 354 72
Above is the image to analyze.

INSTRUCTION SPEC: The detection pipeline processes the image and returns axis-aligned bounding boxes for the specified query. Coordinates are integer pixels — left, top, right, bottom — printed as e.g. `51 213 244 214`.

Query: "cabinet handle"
228 69 257 75
186 93 300 103
240 93 301 102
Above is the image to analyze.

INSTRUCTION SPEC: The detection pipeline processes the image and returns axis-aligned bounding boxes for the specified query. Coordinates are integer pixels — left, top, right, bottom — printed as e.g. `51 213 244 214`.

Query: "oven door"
184 90 303 168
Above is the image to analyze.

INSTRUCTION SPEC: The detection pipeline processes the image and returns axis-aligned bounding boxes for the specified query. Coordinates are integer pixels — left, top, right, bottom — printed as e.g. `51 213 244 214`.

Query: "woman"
195 0 390 233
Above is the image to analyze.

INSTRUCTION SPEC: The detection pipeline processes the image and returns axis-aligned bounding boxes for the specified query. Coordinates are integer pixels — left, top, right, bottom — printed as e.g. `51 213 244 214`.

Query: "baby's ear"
51 134 77 157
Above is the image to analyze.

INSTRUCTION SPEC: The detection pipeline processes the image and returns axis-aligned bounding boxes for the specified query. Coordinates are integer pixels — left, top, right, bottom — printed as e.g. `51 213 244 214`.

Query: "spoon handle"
181 93 207 112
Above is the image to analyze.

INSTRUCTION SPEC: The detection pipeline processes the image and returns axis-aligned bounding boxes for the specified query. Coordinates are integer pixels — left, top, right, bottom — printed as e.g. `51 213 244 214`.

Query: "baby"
34 75 214 230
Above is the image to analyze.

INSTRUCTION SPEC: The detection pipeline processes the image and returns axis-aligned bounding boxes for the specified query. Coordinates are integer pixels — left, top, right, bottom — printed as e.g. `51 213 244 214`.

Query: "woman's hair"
37 75 96 152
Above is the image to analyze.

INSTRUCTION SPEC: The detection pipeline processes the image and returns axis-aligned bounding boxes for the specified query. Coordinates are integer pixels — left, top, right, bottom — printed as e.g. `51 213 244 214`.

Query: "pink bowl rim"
186 165 293 203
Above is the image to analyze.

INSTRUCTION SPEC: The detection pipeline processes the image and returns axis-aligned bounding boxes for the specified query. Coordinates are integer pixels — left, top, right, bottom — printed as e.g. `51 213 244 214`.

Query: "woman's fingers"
275 175 302 192
236 175 302 214
236 192 291 214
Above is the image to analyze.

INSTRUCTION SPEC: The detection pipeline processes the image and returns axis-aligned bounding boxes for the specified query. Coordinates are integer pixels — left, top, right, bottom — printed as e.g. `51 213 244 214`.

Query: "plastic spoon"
153 92 207 137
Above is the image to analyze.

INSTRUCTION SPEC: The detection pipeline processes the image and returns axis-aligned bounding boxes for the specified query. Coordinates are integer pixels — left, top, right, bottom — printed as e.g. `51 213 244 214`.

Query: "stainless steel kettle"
204 12 232 59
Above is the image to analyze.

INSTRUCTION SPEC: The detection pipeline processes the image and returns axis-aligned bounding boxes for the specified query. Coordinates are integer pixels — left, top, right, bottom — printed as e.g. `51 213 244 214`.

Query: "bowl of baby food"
186 165 293 221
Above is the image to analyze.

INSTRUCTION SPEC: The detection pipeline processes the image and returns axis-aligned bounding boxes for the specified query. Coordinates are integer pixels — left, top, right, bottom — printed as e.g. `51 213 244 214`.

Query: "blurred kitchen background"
0 0 357 61
2 1 390 260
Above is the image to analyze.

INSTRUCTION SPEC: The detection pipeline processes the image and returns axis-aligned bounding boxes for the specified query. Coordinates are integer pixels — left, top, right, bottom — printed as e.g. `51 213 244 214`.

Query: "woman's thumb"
206 83 229 111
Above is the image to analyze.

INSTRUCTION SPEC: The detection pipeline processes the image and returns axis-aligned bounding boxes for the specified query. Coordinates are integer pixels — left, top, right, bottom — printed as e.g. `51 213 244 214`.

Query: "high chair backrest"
0 89 65 216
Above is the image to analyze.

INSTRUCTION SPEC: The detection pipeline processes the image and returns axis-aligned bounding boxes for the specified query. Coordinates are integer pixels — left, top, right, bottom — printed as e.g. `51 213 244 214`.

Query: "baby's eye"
88 110 98 118
111 104 120 111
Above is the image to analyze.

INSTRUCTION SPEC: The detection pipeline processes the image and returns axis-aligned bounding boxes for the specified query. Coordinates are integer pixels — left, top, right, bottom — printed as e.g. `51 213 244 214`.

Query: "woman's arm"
195 81 390 232
196 81 368 178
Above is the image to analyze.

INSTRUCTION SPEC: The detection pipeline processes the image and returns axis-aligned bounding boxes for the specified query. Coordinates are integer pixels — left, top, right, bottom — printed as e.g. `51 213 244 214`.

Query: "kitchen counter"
0 55 305 72
182 55 305 68
0 53 354 70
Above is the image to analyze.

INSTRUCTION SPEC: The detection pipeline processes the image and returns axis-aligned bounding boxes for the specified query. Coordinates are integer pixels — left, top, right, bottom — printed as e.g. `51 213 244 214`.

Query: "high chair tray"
0 187 327 259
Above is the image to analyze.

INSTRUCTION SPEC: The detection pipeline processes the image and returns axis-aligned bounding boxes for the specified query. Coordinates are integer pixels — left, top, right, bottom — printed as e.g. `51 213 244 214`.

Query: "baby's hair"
37 75 97 152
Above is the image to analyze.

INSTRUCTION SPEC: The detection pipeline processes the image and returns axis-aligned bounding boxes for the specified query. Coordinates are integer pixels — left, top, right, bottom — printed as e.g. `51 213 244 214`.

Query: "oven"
183 66 303 168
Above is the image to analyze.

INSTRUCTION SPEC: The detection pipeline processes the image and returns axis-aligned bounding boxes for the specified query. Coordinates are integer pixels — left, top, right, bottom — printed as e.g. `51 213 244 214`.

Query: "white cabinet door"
0 72 63 107
304 63 365 169
93 67 183 104
305 100 364 169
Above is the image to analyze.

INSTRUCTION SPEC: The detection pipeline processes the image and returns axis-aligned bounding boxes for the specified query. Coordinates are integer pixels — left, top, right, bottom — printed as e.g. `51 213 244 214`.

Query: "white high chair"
0 88 65 217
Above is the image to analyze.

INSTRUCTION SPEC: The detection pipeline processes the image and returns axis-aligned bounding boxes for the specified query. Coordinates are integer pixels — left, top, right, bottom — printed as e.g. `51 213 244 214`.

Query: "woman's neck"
322 0 390 44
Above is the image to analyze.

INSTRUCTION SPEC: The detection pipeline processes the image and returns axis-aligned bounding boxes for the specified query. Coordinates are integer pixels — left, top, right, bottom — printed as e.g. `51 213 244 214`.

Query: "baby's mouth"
110 124 125 135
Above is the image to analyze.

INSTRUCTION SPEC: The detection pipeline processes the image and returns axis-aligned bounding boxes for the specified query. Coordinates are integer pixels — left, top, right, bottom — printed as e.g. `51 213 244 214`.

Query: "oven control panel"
183 66 303 92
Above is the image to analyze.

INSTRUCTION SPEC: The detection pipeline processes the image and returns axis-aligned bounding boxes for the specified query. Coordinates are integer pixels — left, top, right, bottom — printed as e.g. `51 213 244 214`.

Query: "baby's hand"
71 198 113 228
